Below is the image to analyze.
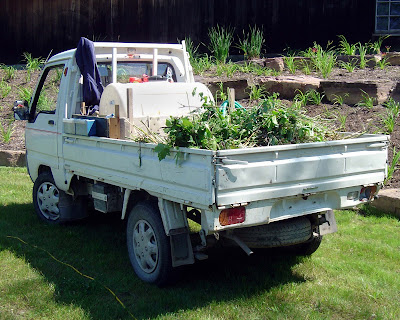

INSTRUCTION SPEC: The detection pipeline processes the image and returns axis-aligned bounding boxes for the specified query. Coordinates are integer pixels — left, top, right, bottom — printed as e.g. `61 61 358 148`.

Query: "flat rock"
0 150 26 167
372 189 400 219
257 75 321 99
385 52 400 65
321 79 395 105
262 57 285 72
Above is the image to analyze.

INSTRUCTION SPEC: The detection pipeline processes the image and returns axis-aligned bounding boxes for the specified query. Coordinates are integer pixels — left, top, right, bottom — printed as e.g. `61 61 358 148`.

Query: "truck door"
25 64 66 171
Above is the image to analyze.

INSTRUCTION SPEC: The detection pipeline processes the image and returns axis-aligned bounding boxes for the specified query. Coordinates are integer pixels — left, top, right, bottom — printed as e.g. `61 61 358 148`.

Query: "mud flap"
319 210 338 236
169 227 195 267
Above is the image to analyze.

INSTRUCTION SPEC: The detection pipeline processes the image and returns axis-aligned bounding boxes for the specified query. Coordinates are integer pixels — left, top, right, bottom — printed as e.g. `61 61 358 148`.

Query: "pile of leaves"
153 94 336 160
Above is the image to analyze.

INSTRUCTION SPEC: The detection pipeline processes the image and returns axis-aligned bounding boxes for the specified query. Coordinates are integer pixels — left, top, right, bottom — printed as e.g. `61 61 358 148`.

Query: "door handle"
48 120 55 125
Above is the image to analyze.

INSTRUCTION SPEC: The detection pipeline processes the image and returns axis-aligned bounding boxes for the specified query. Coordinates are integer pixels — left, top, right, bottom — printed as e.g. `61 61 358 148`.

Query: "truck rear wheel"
292 234 323 256
126 201 173 286
33 172 63 223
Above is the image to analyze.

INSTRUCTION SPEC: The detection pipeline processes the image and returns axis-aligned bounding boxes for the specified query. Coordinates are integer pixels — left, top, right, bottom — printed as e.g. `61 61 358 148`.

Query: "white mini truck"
14 42 389 285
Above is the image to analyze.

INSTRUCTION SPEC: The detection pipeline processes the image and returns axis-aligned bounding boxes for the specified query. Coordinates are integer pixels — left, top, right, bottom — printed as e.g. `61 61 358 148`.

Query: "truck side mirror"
13 100 30 120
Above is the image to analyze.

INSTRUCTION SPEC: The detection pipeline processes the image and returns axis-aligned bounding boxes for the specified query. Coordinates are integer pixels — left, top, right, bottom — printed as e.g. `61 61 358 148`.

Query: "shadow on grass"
1 203 306 320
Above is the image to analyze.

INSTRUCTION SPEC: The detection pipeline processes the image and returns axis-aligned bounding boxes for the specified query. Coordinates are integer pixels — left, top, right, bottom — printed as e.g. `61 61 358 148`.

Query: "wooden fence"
0 0 375 63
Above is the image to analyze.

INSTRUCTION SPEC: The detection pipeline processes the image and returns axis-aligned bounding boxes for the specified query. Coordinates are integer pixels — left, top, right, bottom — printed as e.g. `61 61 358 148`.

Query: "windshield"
98 62 176 85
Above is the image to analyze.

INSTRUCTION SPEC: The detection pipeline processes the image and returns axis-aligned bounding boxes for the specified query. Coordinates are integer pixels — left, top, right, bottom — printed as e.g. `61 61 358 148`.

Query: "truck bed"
62 133 388 211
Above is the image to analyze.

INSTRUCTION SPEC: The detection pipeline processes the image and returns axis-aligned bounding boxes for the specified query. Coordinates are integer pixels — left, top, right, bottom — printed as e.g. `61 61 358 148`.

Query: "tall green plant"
385 147 400 184
358 44 368 69
309 42 337 78
23 52 45 82
237 26 265 59
337 35 358 55
208 25 234 63
0 119 14 143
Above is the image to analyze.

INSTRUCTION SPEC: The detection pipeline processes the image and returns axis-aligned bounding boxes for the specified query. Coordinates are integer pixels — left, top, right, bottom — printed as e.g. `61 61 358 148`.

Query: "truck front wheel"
126 201 173 286
33 172 62 223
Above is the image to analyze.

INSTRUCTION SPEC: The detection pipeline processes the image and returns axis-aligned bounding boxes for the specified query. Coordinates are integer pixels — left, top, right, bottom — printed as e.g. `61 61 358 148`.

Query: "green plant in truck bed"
155 96 332 160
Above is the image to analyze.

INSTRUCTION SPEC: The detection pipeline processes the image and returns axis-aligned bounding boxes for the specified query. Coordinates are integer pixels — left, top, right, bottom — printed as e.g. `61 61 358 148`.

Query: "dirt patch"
1 67 399 189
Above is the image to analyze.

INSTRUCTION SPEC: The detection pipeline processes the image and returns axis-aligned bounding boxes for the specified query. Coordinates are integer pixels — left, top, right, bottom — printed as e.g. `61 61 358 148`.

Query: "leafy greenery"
237 25 265 59
207 25 234 63
156 95 333 160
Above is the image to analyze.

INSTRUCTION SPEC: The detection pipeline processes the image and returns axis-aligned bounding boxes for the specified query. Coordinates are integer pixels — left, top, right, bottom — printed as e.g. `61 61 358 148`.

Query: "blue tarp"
75 37 104 114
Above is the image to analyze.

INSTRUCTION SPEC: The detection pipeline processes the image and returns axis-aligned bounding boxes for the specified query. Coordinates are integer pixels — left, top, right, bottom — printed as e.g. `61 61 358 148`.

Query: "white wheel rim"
37 182 60 221
133 220 158 273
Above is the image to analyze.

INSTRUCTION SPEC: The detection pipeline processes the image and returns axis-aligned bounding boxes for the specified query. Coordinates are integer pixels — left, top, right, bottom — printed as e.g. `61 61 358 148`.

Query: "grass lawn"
0 167 399 320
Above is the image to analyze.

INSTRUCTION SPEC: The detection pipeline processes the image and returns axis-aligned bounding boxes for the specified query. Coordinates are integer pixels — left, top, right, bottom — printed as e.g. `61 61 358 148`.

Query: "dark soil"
1 67 399 188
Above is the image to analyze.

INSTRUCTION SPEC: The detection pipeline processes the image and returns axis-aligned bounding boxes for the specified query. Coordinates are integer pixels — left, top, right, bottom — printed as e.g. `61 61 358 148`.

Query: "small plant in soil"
369 35 390 54
0 80 12 98
307 42 336 78
23 52 45 82
0 119 14 143
332 93 349 106
283 53 298 74
208 25 234 63
357 44 369 69
191 54 213 75
339 59 357 72
184 36 199 63
248 85 266 102
356 90 375 109
237 25 265 59
336 111 348 131
385 147 400 185
376 56 391 70
384 97 400 117
215 82 228 102
307 89 324 105
337 35 358 55
381 110 396 133
293 90 308 107
0 64 16 81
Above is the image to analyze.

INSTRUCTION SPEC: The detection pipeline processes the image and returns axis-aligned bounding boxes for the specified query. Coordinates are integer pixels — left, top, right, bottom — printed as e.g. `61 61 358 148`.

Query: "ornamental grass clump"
237 26 265 59
208 25 234 63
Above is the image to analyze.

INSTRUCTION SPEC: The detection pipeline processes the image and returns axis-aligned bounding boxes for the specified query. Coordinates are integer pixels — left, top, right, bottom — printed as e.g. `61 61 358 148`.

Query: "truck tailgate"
215 134 389 207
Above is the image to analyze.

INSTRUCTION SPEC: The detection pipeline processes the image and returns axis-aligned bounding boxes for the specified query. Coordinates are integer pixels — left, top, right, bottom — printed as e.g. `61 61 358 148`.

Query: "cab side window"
31 65 65 117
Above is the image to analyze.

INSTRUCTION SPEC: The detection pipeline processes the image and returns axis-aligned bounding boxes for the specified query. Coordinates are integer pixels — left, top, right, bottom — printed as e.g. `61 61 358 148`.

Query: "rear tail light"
359 186 377 201
219 207 246 226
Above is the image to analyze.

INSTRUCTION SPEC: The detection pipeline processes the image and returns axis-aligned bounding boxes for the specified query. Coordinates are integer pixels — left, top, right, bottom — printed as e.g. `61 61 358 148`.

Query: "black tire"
126 201 173 286
292 235 323 256
33 172 65 224
233 217 312 248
